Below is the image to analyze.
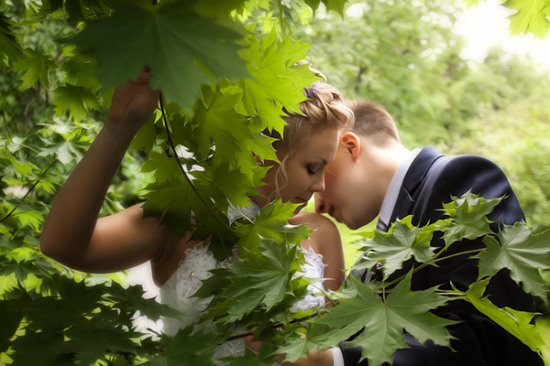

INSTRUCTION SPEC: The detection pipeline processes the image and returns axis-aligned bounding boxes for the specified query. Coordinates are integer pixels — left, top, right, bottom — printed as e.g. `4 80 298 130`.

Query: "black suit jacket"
340 146 542 366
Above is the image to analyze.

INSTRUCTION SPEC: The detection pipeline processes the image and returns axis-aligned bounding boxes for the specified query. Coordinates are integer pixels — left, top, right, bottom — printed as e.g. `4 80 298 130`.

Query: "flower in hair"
304 81 320 99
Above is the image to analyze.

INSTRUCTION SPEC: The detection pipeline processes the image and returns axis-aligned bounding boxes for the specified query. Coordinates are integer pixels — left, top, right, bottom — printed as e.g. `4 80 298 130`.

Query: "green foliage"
460 279 545 353
294 193 549 365
479 223 550 300
73 1 249 110
353 217 437 280
2 0 550 365
502 0 550 38
305 273 455 365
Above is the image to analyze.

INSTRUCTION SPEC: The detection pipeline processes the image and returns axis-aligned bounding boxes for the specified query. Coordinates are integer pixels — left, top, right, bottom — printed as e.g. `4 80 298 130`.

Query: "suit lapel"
387 146 442 225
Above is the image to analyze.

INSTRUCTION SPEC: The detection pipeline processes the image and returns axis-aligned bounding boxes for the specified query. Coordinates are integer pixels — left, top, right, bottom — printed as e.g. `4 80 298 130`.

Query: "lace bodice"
159 242 244 359
159 202 328 359
159 242 225 335
292 245 327 312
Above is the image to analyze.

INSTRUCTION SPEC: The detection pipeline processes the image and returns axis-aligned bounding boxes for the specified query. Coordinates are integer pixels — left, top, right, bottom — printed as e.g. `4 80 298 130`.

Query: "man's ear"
340 131 361 162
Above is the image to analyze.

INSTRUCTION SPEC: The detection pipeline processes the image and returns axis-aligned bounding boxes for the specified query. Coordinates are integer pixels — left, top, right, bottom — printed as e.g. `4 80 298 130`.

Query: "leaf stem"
225 309 328 342
383 248 485 288
158 93 229 230
0 159 55 224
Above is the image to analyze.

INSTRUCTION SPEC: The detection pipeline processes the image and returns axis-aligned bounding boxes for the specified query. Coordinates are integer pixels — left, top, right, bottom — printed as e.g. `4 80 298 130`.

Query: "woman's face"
255 127 339 212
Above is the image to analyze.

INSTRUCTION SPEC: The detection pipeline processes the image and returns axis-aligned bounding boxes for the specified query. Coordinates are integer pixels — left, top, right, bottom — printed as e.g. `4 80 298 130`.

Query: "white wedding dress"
159 203 327 359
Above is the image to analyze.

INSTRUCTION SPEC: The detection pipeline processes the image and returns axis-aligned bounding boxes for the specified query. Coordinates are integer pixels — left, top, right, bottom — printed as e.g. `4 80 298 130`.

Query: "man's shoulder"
414 147 504 181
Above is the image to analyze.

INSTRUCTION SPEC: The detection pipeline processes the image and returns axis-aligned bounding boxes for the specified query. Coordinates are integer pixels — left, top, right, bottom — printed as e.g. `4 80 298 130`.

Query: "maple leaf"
441 192 501 247
193 84 264 162
477 222 550 302
12 50 55 89
354 217 436 280
504 0 550 38
146 326 219 366
67 324 140 366
51 84 101 121
239 29 319 134
72 1 248 110
277 330 317 362
216 238 302 321
308 273 454 366
141 175 196 237
223 348 276 365
461 279 545 353
320 0 347 15
234 200 310 253
193 163 254 211
195 0 248 17
0 13 21 61
141 151 182 185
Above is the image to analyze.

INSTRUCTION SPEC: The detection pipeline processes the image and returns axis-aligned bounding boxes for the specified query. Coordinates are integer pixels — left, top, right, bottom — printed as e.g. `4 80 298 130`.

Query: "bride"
40 68 353 358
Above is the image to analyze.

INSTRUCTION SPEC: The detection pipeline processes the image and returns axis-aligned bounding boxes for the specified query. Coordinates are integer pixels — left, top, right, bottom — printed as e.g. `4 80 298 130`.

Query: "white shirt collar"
378 148 421 229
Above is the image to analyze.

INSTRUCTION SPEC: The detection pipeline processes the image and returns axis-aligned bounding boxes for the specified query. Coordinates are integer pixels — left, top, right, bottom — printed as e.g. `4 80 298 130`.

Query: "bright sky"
454 0 550 67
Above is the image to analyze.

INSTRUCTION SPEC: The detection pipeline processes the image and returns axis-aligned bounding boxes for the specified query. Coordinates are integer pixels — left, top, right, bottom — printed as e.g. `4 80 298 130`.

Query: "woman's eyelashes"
307 163 323 176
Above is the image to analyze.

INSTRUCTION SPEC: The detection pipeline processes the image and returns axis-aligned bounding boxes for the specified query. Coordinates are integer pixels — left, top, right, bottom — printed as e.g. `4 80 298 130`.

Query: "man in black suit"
303 100 542 365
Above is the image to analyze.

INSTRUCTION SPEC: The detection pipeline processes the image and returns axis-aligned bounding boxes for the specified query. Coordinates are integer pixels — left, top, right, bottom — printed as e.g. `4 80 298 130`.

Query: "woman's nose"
310 174 325 193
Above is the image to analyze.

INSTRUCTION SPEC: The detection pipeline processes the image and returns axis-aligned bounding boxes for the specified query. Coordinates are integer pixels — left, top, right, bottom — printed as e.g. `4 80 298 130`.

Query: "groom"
305 100 542 366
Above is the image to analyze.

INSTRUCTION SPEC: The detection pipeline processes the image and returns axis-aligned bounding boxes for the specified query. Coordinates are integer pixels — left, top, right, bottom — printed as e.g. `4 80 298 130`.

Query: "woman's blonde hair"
265 81 354 199
276 81 354 153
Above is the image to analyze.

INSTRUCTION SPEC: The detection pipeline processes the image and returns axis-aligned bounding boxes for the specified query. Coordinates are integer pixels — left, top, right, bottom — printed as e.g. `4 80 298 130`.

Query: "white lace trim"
160 242 244 359
227 200 261 224
291 246 327 312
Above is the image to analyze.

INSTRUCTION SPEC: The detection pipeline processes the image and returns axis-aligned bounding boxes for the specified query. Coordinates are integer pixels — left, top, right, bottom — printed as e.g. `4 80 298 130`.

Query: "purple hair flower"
304 81 320 99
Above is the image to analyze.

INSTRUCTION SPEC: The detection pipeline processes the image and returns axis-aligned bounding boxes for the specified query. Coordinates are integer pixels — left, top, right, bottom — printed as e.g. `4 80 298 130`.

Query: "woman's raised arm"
40 70 166 273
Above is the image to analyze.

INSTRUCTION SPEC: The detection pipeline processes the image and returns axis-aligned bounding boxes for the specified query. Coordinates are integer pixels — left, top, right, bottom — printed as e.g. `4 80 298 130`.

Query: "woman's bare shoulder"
289 211 338 232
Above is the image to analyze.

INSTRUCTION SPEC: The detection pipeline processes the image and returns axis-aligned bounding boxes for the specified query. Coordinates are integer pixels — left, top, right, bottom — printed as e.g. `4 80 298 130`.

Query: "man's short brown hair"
346 100 400 142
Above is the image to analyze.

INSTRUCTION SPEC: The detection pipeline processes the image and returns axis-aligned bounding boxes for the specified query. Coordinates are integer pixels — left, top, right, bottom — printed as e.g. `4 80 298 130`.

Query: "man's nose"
314 193 327 214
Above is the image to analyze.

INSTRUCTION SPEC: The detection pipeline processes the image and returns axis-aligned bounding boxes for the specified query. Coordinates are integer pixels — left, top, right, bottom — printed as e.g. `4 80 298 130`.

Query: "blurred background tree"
297 0 550 233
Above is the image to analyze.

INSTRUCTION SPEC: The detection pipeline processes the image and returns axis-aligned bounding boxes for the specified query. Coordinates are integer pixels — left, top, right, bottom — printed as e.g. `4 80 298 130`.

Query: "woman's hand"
106 67 160 132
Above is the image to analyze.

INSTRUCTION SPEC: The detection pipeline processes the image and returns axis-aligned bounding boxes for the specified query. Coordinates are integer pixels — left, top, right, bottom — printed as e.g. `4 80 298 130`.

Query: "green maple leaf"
141 175 197 237
12 50 55 89
461 279 545 353
193 163 255 211
10 328 75 366
141 151 182 184
13 205 43 232
309 273 455 366
234 200 310 252
504 0 550 38
355 216 436 280
72 1 248 109
218 239 301 321
239 29 319 134
129 114 162 153
0 13 21 61
193 84 252 160
224 348 276 365
106 282 181 320
195 0 248 16
441 192 501 247
51 84 101 121
67 324 140 366
320 0 347 15
477 222 550 302
145 326 219 366
277 331 316 362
